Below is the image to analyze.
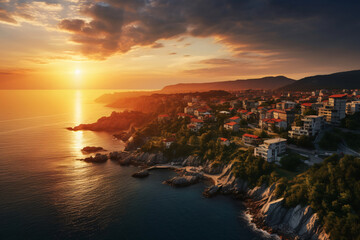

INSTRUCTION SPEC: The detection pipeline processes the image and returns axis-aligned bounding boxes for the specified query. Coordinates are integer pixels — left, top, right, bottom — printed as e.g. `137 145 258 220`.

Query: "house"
260 118 287 131
224 122 239 132
244 111 255 120
242 133 261 146
177 113 192 119
288 115 324 138
163 138 176 149
229 116 241 123
184 106 195 115
191 118 204 128
199 114 215 121
254 138 287 162
158 114 170 121
219 137 230 146
194 108 210 117
237 109 248 118
187 124 198 132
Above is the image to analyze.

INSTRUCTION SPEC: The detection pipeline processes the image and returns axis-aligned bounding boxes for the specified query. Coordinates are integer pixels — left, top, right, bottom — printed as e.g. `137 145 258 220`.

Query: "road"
287 144 324 165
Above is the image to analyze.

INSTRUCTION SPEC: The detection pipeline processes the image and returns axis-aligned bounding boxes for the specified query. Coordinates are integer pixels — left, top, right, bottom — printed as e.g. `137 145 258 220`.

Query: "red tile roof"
219 137 229 142
243 133 260 139
163 138 176 142
191 118 204 123
329 94 347 98
229 116 240 120
267 109 285 113
263 118 285 123
237 109 248 113
301 103 313 107
225 122 238 126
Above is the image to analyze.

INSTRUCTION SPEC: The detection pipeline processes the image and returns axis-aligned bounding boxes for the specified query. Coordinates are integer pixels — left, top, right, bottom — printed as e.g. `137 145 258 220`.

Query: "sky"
0 0 360 89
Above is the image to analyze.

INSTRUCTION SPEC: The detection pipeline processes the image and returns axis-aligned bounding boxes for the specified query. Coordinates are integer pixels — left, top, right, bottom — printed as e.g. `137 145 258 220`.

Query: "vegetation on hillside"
275 155 360 240
70 111 150 131
341 112 360 130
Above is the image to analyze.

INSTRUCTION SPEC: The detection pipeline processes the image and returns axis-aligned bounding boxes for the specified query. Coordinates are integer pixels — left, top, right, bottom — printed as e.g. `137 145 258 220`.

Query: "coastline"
139 163 281 239
94 150 330 240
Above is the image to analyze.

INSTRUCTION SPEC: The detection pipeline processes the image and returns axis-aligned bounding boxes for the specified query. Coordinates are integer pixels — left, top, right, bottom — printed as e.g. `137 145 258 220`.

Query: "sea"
0 90 274 240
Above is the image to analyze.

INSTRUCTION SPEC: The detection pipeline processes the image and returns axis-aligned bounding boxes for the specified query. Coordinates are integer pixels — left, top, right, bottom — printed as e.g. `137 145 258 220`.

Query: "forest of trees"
274 155 360 240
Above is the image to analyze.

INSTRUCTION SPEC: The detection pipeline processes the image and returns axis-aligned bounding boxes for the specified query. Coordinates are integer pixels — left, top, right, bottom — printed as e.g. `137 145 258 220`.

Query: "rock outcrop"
81 146 105 153
203 161 223 174
182 155 201 167
83 153 108 163
164 170 203 187
132 169 150 178
108 151 169 166
246 183 330 240
164 175 199 187
198 160 330 240
203 185 221 197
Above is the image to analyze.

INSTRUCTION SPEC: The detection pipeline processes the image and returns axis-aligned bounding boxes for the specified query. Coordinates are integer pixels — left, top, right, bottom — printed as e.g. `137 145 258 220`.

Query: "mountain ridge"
160 76 295 93
278 69 360 91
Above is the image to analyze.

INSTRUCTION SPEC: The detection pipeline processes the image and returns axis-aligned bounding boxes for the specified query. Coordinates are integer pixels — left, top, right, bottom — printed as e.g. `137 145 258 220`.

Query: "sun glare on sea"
75 69 82 76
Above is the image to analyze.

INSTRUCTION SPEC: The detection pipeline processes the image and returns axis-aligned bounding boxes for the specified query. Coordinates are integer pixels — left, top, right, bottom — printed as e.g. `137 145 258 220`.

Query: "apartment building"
242 134 261 146
254 138 287 162
319 94 346 125
288 115 324 138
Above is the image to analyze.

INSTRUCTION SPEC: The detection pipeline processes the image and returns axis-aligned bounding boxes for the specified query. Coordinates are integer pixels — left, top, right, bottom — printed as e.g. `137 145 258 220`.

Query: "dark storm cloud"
57 0 360 62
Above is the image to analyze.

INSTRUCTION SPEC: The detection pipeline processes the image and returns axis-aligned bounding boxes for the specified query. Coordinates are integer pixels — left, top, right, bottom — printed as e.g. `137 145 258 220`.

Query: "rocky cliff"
98 151 331 240
200 162 330 240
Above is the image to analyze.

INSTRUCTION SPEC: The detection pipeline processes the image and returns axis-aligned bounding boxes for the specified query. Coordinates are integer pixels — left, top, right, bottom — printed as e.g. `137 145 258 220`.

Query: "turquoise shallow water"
0 90 273 240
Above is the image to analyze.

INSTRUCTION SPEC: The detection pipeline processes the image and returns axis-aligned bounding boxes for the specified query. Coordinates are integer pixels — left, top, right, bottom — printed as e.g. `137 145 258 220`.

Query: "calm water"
0 90 272 240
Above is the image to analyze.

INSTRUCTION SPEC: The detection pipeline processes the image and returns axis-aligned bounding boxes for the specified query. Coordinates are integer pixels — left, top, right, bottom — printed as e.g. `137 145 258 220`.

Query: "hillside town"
153 89 360 165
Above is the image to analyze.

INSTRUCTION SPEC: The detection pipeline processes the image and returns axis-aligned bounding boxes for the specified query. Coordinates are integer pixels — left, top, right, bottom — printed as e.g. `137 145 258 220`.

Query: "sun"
74 69 82 76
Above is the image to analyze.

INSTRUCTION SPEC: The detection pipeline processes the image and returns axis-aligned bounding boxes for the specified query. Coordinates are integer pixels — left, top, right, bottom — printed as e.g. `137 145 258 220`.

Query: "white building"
346 101 360 115
254 138 287 162
288 115 324 138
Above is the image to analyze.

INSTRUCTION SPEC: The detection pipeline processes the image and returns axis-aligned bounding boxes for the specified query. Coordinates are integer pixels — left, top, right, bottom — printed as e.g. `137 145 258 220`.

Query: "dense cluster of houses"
156 88 360 163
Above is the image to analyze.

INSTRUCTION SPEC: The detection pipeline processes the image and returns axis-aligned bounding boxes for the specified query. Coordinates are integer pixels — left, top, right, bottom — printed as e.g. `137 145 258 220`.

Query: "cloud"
0 7 17 24
0 67 33 76
0 0 77 28
198 58 237 65
56 0 360 67
151 42 164 48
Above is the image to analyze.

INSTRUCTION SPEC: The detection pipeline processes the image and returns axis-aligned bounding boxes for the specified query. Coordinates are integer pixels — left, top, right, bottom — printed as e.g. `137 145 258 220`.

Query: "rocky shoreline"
80 150 330 240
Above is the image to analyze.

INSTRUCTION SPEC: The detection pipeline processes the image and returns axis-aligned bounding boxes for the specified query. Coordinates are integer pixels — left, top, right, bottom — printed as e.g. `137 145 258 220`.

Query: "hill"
160 76 295 93
278 70 360 91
